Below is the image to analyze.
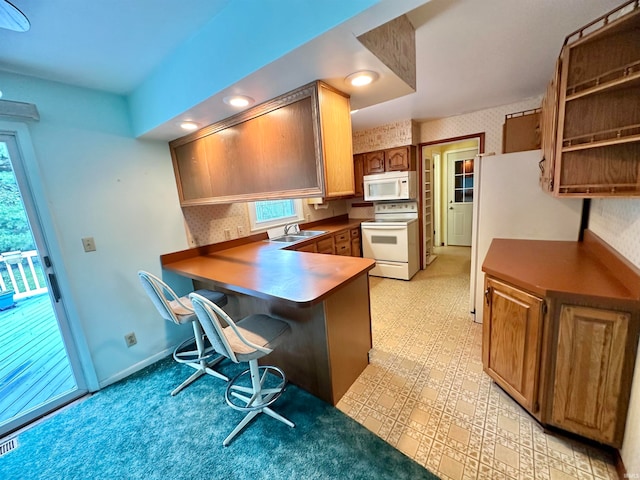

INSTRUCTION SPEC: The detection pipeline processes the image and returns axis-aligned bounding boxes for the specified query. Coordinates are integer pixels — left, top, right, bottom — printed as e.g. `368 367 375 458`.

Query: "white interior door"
447 150 475 246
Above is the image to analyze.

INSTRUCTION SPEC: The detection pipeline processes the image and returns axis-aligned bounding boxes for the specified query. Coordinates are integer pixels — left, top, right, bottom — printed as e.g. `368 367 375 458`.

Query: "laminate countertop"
482 231 640 302
161 216 375 307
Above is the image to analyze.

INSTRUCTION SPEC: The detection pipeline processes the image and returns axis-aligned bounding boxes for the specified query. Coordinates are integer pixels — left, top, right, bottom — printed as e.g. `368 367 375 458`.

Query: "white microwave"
363 171 417 201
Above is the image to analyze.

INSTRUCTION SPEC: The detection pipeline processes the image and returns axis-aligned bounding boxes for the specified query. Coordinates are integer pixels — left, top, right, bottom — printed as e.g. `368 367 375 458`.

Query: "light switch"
82 237 96 252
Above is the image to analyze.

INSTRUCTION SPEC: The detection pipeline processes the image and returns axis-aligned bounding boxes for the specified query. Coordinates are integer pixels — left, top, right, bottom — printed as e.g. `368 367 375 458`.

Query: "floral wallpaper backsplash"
352 119 419 153
181 200 348 247
419 96 542 154
589 198 640 269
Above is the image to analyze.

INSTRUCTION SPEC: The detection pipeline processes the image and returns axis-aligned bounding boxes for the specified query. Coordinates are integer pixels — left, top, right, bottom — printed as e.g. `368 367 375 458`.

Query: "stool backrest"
138 270 190 325
189 292 238 362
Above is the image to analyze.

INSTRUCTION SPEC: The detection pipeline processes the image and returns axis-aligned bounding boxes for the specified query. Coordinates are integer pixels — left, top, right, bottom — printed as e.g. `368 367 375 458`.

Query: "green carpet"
1 357 439 479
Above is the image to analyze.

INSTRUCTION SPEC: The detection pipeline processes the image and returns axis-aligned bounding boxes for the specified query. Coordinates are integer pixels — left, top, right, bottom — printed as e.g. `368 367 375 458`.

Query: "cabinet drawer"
335 242 351 256
334 231 350 243
350 228 360 239
316 237 334 254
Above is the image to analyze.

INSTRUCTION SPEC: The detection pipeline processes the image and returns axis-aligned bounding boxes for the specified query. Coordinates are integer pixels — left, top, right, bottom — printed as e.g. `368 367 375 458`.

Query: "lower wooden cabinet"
552 305 630 446
483 275 638 447
293 227 362 257
334 230 351 256
483 278 544 413
315 237 335 255
295 243 317 253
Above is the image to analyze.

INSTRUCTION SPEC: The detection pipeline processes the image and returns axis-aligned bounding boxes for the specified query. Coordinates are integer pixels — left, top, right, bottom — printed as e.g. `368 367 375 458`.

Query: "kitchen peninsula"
161 219 375 405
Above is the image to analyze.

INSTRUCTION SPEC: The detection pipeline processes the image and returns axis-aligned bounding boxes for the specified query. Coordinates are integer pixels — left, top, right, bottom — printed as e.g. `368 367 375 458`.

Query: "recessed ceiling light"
179 121 199 131
345 70 379 87
223 95 255 108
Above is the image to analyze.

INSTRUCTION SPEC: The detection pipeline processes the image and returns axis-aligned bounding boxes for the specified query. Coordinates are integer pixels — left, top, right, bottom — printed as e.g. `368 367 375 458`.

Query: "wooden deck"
0 294 76 424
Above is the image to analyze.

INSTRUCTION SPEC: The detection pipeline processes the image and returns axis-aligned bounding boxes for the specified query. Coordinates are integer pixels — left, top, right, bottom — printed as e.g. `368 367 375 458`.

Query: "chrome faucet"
284 222 300 235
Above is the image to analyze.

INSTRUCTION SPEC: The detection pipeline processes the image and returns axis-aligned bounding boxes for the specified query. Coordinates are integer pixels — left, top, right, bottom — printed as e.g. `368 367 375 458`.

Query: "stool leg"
223 410 260 447
193 321 228 382
222 360 294 445
171 369 205 396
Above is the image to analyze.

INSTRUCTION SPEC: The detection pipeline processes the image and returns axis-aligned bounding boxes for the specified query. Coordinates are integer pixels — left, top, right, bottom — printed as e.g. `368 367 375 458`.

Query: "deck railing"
0 250 48 300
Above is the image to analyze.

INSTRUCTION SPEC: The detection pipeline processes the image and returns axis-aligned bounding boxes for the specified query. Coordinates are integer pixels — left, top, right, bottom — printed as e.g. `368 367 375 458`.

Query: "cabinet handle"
484 288 491 306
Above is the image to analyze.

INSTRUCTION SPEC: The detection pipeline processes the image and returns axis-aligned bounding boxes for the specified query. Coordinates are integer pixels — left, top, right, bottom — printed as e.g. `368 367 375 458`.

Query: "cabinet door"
552 305 630 446
385 147 410 171
539 57 560 192
350 228 361 256
364 151 385 175
319 83 355 198
353 154 364 197
172 138 214 202
483 278 544 413
316 237 335 254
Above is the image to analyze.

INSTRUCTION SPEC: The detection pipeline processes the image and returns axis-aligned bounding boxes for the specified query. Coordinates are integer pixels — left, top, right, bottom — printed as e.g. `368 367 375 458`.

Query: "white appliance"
363 171 417 202
470 150 584 323
361 201 420 281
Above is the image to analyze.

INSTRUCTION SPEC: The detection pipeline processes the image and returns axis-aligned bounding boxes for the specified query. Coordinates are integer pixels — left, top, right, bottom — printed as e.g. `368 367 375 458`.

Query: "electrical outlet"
237 226 245 237
81 237 96 252
224 229 231 240
124 332 137 347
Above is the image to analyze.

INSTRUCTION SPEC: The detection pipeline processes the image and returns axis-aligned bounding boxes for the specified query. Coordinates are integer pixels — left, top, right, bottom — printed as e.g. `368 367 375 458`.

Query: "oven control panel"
374 201 418 214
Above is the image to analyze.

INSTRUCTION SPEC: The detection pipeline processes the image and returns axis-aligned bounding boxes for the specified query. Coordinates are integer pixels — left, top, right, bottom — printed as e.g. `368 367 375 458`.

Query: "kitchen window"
247 199 304 231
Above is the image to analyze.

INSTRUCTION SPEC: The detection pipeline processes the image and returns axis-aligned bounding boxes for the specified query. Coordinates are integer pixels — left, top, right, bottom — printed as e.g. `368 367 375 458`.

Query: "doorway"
0 132 86 437
419 133 483 251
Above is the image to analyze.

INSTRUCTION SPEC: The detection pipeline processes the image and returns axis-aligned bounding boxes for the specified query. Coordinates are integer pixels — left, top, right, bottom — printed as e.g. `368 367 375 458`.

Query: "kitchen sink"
294 230 327 237
269 230 327 243
270 235 306 243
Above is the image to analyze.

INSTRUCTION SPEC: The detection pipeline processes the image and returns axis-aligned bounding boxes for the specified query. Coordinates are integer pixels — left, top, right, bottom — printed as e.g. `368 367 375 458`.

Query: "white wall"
0 71 191 387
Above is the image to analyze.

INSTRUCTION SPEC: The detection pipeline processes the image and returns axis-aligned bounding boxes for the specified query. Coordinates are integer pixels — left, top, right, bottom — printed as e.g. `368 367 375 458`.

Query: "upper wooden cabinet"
361 145 416 175
170 81 354 206
540 2 640 197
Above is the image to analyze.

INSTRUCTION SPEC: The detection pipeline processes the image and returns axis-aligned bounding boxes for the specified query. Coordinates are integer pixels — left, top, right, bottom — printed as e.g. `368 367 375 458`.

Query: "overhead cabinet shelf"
170 81 354 206
565 60 640 101
539 1 640 197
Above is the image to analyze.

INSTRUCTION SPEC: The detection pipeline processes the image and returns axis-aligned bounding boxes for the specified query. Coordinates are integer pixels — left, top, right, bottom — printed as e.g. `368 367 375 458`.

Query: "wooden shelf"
562 131 640 152
558 183 640 196
566 62 640 101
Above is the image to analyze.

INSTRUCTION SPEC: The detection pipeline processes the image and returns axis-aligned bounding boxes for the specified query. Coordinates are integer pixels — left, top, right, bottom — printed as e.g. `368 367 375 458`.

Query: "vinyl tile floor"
336 246 619 480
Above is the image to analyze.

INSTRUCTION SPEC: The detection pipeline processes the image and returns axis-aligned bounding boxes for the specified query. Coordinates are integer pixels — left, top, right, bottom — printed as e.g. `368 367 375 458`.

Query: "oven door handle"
362 224 406 230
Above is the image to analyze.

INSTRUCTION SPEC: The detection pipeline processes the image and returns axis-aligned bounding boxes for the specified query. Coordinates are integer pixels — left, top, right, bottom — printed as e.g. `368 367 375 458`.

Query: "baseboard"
98 349 172 389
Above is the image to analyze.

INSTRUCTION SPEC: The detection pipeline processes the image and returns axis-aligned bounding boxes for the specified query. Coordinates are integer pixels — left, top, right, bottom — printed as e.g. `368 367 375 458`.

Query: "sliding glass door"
0 133 86 436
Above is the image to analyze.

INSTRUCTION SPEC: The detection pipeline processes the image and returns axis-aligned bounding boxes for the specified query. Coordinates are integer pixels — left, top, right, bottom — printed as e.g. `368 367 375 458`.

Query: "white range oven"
361 201 420 281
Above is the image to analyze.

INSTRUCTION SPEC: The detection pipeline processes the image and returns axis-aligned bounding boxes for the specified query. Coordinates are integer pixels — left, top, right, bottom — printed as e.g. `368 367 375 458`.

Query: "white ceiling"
0 0 625 140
